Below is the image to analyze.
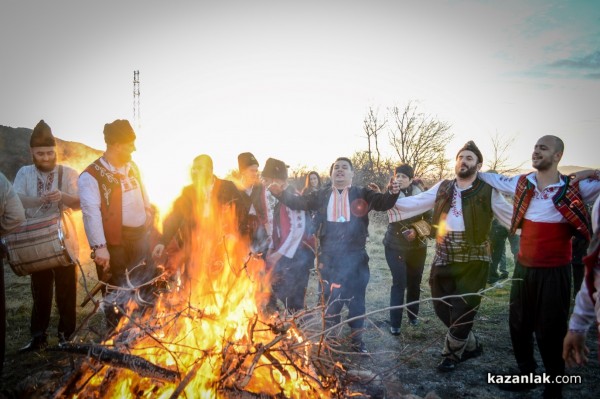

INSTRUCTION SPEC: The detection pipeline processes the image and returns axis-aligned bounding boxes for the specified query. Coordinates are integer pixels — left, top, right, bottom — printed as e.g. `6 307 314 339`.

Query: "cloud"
548 50 600 70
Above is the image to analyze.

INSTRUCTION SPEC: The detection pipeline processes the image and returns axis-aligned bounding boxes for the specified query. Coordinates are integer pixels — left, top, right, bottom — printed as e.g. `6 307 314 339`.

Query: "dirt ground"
1 223 599 398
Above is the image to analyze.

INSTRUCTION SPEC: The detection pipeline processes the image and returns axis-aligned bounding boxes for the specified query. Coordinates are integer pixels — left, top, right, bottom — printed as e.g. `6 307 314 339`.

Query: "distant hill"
0 125 103 181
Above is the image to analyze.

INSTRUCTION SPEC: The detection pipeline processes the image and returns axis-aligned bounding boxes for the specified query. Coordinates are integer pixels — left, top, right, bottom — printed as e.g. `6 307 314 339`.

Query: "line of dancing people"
2 119 600 399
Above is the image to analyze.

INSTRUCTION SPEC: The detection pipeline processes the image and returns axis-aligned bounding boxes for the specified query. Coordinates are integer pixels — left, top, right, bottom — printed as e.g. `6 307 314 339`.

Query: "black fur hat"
456 140 483 163
30 120 56 147
262 158 288 180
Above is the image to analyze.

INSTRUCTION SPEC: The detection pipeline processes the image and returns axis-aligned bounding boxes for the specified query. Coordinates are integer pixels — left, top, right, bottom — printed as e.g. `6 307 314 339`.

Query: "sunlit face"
31 146 57 172
114 140 136 164
309 173 319 188
331 160 353 187
242 164 260 186
455 150 481 178
394 172 413 190
191 157 213 186
532 136 561 171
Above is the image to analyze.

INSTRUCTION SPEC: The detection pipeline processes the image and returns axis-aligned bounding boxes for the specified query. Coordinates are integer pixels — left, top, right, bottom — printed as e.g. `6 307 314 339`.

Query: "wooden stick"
48 343 179 382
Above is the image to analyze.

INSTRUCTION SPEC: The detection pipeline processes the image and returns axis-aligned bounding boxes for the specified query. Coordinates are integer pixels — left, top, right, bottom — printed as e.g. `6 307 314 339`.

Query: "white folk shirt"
392 180 513 231
13 164 79 219
477 172 600 221
569 194 600 333
265 188 305 259
79 158 149 248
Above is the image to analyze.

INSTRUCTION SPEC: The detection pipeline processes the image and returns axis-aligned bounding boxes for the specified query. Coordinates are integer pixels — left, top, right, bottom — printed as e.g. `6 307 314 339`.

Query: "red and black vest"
84 158 144 246
510 174 591 240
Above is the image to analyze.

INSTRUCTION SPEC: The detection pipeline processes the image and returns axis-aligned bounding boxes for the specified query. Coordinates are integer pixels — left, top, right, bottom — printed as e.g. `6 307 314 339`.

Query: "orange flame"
69 188 337 398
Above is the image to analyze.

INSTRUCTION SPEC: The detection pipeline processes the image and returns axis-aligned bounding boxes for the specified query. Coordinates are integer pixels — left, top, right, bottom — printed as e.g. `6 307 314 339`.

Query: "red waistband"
518 220 572 267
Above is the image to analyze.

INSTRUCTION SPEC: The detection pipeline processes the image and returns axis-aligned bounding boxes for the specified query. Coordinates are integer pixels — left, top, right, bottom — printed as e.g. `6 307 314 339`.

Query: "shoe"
390 327 401 336
352 340 369 354
499 272 509 279
437 356 458 372
18 336 48 353
408 318 419 326
461 342 483 361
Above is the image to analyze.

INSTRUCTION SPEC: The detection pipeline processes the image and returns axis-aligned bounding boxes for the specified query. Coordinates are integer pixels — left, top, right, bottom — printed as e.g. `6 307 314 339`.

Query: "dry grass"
1 218 598 398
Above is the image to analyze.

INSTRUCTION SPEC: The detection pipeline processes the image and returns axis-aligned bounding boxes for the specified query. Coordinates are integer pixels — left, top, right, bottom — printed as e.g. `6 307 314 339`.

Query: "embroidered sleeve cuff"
91 243 107 250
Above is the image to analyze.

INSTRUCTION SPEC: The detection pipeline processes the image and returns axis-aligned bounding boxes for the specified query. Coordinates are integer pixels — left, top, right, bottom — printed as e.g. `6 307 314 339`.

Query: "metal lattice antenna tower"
133 70 140 130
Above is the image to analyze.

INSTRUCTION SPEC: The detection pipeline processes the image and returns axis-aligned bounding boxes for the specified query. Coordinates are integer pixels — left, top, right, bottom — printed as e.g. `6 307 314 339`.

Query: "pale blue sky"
1 0 599 209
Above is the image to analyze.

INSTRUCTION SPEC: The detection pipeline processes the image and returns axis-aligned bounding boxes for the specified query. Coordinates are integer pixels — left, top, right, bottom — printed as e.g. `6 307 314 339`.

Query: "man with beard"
79 119 153 329
392 141 512 372
268 157 400 353
13 120 80 351
478 136 600 398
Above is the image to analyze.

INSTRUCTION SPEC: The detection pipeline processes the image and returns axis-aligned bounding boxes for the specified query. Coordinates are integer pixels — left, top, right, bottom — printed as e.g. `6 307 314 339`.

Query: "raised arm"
477 172 518 195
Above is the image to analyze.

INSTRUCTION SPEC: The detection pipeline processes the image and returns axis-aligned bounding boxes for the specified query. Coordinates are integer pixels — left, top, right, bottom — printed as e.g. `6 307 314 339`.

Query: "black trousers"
30 263 77 340
99 226 151 327
384 245 427 328
509 262 570 381
319 249 370 330
429 260 488 340
271 245 315 313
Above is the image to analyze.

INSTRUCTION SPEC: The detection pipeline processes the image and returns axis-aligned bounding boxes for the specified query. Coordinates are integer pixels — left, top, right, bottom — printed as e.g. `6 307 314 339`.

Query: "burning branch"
50 343 179 382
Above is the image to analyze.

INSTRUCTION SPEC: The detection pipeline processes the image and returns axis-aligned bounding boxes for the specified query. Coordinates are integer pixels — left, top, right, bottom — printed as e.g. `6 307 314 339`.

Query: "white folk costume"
478 170 600 395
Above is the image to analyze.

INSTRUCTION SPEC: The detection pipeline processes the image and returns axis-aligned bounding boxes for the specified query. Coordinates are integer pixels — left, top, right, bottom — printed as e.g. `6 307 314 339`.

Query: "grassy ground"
1 218 599 398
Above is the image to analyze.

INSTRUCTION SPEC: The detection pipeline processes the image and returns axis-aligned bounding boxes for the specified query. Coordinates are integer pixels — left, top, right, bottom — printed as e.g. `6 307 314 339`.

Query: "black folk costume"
274 183 399 351
383 183 430 331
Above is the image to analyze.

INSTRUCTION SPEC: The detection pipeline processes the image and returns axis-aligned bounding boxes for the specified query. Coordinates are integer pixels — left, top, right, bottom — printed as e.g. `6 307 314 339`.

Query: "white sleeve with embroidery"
391 181 440 220
568 268 600 332
78 171 107 248
477 172 518 195
579 178 600 205
491 189 513 229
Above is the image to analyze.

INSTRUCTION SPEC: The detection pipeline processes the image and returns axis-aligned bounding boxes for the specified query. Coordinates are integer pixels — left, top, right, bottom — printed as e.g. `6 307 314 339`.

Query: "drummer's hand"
94 247 111 273
42 190 63 203
152 244 165 259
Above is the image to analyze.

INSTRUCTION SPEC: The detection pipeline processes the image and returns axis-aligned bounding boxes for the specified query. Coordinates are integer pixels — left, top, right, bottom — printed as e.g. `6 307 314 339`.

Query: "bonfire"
53 194 352 399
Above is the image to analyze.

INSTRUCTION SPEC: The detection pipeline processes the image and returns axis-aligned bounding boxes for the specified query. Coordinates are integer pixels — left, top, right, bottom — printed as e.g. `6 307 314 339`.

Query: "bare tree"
388 101 454 178
486 132 525 175
362 107 387 177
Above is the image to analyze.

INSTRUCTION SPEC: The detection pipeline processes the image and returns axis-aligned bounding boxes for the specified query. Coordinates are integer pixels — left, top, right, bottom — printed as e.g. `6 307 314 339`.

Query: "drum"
1 212 79 276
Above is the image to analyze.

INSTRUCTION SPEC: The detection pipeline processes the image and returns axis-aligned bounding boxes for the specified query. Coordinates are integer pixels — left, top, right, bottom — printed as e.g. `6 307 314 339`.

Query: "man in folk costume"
13 120 81 352
563 189 600 369
151 154 241 285
236 152 269 254
392 141 513 371
268 157 400 353
478 136 600 398
79 119 154 328
0 172 25 372
261 158 316 314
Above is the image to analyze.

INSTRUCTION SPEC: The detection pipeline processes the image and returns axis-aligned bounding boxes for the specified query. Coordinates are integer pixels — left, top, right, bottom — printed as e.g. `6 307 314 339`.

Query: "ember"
57 195 345 398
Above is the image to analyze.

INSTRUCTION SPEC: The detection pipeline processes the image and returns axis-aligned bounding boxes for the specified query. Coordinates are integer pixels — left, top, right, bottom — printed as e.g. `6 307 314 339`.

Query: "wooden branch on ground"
48 343 179 382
